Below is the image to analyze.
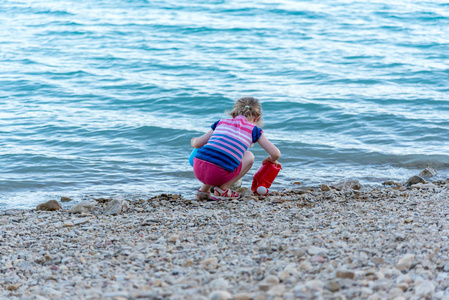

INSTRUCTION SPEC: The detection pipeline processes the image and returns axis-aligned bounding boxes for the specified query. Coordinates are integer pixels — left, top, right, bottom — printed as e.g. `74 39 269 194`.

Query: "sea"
1 0 448 210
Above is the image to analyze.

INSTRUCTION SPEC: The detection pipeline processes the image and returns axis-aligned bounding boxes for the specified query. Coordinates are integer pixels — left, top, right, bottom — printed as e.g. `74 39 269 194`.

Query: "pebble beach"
1 174 449 300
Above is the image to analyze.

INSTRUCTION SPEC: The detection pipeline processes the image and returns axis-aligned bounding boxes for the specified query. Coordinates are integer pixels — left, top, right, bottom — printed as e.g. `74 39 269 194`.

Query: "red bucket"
251 161 281 196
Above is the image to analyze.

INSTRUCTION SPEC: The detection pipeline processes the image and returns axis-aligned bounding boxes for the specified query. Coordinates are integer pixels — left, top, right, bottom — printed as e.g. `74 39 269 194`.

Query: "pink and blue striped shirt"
196 115 263 172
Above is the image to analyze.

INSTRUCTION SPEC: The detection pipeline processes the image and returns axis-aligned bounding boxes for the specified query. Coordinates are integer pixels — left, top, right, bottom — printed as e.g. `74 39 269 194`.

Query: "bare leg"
199 184 212 193
196 184 212 200
219 151 255 191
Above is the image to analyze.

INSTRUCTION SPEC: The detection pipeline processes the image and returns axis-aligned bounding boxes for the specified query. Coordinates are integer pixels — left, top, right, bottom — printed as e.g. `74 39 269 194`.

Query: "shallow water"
1 0 448 209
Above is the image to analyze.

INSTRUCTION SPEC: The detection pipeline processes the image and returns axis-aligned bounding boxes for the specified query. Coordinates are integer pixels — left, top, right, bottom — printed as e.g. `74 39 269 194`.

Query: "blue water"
1 0 449 209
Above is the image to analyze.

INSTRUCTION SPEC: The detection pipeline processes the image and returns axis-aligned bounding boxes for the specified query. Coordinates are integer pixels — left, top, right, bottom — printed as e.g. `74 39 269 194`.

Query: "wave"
1 0 448 210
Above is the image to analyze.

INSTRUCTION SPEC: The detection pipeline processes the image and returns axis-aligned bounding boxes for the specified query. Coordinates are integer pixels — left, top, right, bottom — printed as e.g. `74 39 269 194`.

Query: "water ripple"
1 0 448 209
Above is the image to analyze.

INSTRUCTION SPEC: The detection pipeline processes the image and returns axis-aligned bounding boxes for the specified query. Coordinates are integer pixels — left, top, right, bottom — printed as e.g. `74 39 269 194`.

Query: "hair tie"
244 105 250 108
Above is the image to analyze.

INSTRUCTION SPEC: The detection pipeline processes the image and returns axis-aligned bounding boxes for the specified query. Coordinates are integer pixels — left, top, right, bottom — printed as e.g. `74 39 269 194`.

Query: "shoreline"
2 167 448 212
1 178 449 299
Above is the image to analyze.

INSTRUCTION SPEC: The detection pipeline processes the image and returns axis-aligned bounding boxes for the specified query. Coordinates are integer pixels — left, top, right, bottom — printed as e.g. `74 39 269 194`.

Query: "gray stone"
209 291 232 300
443 263 449 272
70 201 95 214
104 197 124 216
232 293 251 300
341 231 351 240
419 168 437 178
396 254 415 271
63 221 74 227
167 234 179 243
307 246 328 256
230 179 243 191
73 218 90 226
263 275 280 286
325 280 340 292
371 279 391 291
209 278 229 290
4 209 22 216
333 180 361 191
414 280 435 298
406 176 426 186
305 280 324 292
310 255 326 263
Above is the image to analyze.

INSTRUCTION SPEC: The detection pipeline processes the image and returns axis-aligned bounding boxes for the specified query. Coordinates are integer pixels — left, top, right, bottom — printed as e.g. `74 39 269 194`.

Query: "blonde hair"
229 97 263 126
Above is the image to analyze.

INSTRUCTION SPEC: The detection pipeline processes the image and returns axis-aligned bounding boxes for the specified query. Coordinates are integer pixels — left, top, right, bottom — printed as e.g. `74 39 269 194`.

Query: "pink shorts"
193 158 242 187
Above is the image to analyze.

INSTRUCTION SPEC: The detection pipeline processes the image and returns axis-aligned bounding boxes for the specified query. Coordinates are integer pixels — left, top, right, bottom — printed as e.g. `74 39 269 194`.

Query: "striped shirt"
196 115 263 172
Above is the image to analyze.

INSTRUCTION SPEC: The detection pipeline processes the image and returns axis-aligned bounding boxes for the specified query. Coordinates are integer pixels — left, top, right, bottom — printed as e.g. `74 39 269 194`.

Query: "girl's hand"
262 156 282 169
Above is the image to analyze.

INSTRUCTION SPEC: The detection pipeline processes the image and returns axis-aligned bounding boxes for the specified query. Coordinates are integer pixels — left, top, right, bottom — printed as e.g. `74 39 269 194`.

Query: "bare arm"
257 133 282 168
191 130 213 148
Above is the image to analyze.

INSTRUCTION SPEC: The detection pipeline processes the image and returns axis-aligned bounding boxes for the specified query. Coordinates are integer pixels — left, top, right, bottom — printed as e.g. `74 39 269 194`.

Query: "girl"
191 97 281 200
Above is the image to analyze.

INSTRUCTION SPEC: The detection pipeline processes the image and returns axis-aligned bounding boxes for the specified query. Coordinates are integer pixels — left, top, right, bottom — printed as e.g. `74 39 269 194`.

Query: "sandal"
213 186 240 199
196 190 211 200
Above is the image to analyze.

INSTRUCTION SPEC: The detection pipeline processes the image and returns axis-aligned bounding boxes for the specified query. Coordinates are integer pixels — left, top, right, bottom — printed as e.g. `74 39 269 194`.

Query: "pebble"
307 246 328 256
201 257 218 268
6 284 21 291
305 280 324 292
183 259 194 267
263 275 280 286
396 274 412 285
414 280 435 298
371 257 385 266
333 180 361 191
73 217 90 226
419 168 437 178
60 197 72 202
209 278 229 290
232 293 251 300
395 254 415 271
0 181 448 299
104 197 124 215
336 270 355 279
209 291 232 300
258 283 271 291
321 184 331 191
70 201 95 214
230 179 243 190
35 200 61 211
62 221 74 227
325 280 340 292
167 234 179 243
406 175 426 186
310 255 326 263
